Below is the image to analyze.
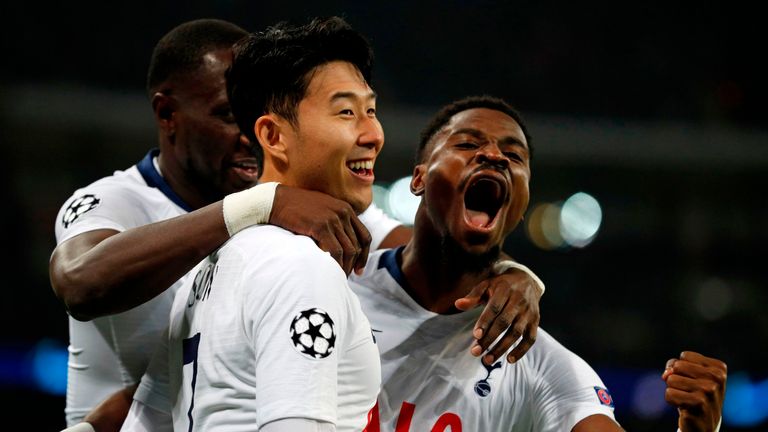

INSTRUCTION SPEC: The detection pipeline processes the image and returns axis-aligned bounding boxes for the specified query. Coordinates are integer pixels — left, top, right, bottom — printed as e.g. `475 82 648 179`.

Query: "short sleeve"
243 249 352 428
55 182 153 244
531 335 617 431
132 325 171 415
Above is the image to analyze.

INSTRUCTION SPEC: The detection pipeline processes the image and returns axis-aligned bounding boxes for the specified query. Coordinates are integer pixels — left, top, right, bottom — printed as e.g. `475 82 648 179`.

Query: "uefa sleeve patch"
594 386 614 408
62 194 101 228
289 308 336 359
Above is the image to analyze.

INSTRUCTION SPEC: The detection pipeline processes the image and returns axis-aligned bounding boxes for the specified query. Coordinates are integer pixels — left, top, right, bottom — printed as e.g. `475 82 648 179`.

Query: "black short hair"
417 95 532 163
227 16 374 145
146 19 247 97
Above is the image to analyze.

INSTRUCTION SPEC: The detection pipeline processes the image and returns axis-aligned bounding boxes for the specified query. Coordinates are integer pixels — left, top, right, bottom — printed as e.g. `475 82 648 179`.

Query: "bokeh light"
386 176 421 226
559 192 602 248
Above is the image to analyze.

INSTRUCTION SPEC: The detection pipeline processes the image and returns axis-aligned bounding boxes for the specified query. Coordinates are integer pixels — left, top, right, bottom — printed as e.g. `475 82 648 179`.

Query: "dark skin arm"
77 384 138 432
663 351 727 432
380 226 542 365
572 414 624 431
569 351 727 432
50 185 370 321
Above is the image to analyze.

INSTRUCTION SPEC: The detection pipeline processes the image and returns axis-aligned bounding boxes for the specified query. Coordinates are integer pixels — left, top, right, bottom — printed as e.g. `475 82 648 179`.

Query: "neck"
157 150 218 210
399 209 499 314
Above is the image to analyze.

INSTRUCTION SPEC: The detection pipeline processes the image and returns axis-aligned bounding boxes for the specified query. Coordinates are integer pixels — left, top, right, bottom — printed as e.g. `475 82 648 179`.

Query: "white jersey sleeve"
56 159 190 426
165 227 379 431
54 166 183 245
530 332 618 431
120 399 173 432
132 325 172 415
242 248 353 427
358 202 402 250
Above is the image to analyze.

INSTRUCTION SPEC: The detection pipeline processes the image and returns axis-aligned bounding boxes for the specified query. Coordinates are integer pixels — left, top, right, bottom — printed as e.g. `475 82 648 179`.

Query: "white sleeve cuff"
492 260 545 296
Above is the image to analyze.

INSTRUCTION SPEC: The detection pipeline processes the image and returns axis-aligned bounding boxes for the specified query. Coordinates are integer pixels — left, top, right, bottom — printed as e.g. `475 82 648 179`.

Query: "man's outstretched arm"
51 184 370 321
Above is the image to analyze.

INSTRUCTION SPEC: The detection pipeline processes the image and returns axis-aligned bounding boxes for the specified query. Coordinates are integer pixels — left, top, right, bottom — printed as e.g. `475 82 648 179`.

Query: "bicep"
52 229 119 265
50 229 119 294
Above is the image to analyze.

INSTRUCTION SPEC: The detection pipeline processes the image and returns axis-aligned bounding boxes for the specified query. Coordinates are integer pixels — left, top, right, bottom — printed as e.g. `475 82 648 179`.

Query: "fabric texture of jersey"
133 225 380 431
358 203 402 251
54 149 191 425
349 248 617 432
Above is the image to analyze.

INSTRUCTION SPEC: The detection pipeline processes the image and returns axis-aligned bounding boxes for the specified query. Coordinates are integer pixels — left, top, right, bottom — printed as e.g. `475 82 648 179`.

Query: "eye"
213 107 236 123
367 107 376 116
339 109 355 116
455 142 479 149
503 151 524 163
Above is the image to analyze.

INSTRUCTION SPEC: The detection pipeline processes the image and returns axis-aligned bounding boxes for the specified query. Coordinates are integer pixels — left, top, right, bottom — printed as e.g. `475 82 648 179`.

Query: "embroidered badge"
289 308 336 359
594 386 614 407
62 194 101 228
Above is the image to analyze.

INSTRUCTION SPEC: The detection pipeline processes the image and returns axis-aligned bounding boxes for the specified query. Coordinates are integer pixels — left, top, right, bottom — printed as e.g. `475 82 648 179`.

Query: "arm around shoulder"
50 202 230 320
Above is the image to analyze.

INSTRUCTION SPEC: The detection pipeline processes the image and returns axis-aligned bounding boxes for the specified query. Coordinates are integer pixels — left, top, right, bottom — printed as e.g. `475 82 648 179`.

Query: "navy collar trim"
136 148 193 212
379 246 410 289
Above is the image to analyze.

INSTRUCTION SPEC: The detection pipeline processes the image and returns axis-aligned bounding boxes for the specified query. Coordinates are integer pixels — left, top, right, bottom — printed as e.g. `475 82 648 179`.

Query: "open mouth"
347 159 374 178
230 159 260 181
464 177 506 229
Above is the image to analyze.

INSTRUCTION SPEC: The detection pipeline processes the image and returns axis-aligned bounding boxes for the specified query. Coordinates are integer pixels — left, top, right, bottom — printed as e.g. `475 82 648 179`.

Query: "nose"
476 142 509 169
357 116 385 152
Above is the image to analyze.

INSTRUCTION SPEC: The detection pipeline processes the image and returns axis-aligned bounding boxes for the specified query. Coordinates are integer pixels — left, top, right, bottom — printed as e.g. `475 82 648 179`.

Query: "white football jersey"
349 248 618 432
55 148 397 426
54 149 193 425
135 225 380 431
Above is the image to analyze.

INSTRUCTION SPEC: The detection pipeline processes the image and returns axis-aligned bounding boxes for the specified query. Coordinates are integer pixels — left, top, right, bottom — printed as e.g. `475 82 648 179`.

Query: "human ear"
151 92 176 137
410 164 426 196
255 115 288 166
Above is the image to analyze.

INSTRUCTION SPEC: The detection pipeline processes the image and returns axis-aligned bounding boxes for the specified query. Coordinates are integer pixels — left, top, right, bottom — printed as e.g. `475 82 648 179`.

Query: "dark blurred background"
1 1 766 430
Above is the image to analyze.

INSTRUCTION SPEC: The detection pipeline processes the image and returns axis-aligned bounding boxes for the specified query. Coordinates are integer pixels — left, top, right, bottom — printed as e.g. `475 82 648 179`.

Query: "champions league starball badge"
474 360 502 397
289 308 336 359
62 194 101 228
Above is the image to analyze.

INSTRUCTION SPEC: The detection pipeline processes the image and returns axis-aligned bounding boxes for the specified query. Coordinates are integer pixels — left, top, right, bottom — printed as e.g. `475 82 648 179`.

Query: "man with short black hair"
352 95 727 431
123 16 385 431
51 18 383 429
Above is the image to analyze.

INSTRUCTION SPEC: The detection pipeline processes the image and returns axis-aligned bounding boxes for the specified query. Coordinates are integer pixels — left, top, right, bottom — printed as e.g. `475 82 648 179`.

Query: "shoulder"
225 225 348 287
58 166 151 209
522 328 605 387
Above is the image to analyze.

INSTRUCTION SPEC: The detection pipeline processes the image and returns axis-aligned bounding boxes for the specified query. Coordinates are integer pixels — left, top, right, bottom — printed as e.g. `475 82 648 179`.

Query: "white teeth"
347 160 374 170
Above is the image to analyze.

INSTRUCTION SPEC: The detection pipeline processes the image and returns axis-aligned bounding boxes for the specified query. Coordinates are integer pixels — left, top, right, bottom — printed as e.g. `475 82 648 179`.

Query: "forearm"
51 202 228 320
84 384 138 432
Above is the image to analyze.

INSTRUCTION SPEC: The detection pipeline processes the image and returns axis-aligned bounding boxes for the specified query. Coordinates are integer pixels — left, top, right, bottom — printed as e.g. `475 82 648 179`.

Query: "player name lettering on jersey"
187 262 218 307
365 400 462 432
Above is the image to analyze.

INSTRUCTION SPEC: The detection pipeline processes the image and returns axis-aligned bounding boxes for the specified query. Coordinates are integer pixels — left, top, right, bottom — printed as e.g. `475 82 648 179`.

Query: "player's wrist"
60 422 96 432
675 416 721 432
222 182 280 236
492 260 546 297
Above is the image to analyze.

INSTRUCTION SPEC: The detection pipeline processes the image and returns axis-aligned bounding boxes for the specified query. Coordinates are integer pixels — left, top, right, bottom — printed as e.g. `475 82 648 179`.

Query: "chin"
348 194 372 215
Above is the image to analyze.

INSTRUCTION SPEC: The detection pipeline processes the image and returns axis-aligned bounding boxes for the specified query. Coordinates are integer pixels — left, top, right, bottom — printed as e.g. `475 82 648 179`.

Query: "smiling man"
351 96 727 431
120 17 382 432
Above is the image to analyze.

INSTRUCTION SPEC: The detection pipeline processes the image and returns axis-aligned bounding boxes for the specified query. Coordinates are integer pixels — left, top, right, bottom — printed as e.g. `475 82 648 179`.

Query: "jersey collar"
137 148 194 212
379 246 410 291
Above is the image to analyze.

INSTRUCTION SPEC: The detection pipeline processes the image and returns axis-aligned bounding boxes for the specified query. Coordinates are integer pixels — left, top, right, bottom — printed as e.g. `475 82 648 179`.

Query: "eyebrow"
451 127 528 150
330 90 377 103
